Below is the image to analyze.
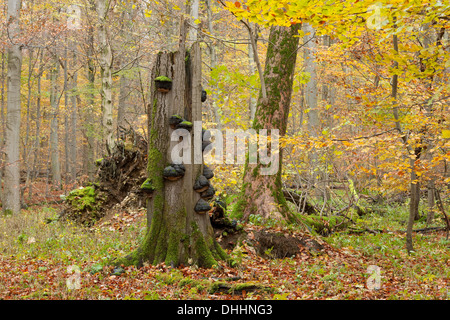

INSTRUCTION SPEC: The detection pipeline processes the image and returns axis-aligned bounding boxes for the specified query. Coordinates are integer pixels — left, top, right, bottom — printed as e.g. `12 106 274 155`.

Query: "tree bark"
115 24 227 268
49 52 62 190
0 52 5 206
97 0 115 155
3 0 23 215
234 24 301 222
84 11 96 181
205 0 222 129
69 42 78 182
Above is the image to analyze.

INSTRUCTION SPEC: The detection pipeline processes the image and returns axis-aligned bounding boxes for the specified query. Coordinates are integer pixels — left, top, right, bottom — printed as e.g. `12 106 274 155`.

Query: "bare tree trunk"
96 0 115 155
187 0 199 43
3 0 23 215
64 44 70 185
69 41 78 182
49 52 62 190
248 23 257 123
303 23 322 201
84 14 96 181
0 52 5 205
205 0 222 129
31 49 44 199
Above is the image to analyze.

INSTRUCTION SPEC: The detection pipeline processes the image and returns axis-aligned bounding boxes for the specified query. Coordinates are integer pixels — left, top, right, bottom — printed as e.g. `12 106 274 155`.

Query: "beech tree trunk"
234 24 301 222
49 52 62 190
3 0 23 215
115 24 227 268
97 0 115 155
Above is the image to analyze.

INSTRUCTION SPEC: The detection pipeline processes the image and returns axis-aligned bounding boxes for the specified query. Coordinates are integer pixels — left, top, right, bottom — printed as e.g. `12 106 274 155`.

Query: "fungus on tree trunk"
169 115 183 129
154 76 172 93
201 88 207 102
140 178 156 194
193 175 210 193
195 198 212 215
177 120 193 131
163 164 185 181
113 22 227 269
200 185 215 200
203 165 214 179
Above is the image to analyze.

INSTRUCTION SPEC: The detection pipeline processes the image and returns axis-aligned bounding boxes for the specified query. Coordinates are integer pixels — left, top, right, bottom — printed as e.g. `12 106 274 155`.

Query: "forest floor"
0 182 449 300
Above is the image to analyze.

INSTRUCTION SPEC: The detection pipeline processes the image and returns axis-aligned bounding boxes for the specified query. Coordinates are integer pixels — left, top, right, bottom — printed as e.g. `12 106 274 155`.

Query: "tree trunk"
115 24 227 268
31 50 43 197
97 0 115 155
84 16 96 181
49 53 62 190
205 0 222 129
69 42 78 182
234 24 301 222
303 23 322 200
0 52 5 206
248 23 257 123
3 0 23 215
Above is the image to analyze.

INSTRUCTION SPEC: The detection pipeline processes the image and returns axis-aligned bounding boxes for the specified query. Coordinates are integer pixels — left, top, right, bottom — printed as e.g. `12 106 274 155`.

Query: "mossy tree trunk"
234 24 301 222
116 22 227 268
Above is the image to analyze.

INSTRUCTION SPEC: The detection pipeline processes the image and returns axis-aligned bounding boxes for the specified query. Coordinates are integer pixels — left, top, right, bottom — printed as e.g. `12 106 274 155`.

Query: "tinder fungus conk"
194 198 211 215
193 175 210 193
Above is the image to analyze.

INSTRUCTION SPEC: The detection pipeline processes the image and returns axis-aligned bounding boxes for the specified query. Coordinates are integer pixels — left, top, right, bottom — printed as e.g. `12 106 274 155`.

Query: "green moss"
155 75 171 82
95 158 103 166
154 75 172 82
140 178 155 192
191 222 218 268
178 120 193 128
67 186 97 212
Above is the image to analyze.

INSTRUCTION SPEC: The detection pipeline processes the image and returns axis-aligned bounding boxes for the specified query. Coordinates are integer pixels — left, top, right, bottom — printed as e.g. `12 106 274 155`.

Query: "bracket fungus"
140 178 156 194
163 164 185 181
169 115 184 129
194 198 211 215
203 165 214 179
193 175 210 193
154 76 172 93
201 89 207 102
177 120 193 131
200 185 215 200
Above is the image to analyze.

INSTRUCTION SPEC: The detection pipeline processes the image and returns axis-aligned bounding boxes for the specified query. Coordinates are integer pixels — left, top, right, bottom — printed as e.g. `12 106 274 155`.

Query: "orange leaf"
235 1 241 8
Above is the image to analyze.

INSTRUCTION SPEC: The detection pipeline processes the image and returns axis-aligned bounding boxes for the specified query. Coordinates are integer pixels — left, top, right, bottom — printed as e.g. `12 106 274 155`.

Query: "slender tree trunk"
84 17 96 181
391 31 419 253
96 0 115 155
116 23 227 268
3 0 23 215
64 44 70 185
0 52 6 205
187 0 199 43
303 23 322 201
248 23 257 122
69 41 78 182
206 0 222 129
49 52 62 190
234 24 301 222
31 50 43 199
